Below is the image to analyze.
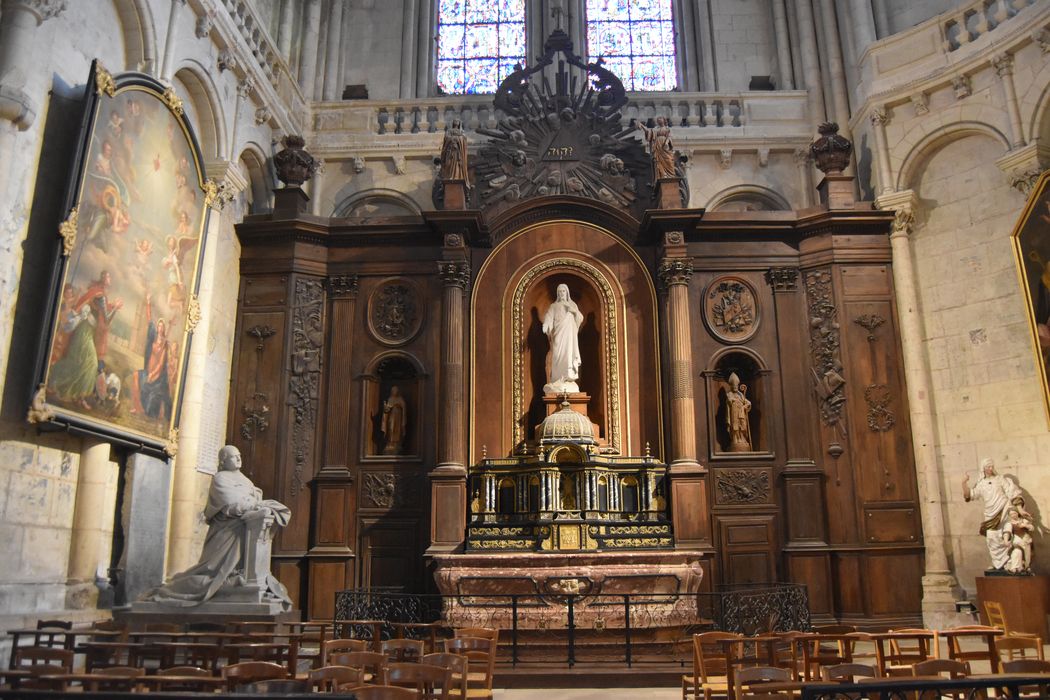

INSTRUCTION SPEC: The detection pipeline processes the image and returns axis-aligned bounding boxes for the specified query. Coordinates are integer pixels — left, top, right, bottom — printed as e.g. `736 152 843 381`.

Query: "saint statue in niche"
724 372 753 452
636 115 676 181
381 385 407 455
542 283 584 394
560 473 577 510
439 118 470 184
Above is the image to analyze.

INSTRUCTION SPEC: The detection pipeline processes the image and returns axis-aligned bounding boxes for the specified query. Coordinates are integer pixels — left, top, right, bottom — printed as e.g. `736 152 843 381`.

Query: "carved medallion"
704 276 759 343
368 280 422 346
715 469 771 505
361 472 417 509
864 384 896 432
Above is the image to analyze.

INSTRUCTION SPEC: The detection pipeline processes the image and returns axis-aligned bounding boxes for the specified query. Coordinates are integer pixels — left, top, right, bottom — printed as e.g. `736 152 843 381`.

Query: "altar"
226 29 925 628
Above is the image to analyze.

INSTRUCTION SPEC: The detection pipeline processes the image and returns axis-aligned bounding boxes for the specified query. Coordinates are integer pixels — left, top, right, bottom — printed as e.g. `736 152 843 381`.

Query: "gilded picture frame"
28 60 213 456
1011 169 1050 424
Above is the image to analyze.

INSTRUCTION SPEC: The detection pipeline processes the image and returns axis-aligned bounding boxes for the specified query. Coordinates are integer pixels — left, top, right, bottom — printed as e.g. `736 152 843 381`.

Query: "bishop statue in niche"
381 385 407 455
724 372 753 452
542 284 584 394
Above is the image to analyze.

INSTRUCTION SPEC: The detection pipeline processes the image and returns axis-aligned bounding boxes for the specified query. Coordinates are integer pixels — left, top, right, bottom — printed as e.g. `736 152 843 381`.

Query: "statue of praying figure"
542 283 584 394
381 385 407 455
142 445 291 609
724 372 752 452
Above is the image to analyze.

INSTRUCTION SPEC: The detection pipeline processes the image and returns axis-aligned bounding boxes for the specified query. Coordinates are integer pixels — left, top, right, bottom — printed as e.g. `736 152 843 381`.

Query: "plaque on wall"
367 279 423 347
703 276 760 344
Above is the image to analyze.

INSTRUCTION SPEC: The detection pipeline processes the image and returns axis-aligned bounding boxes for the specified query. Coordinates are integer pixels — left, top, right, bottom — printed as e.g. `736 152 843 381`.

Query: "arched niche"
238 144 271 215
702 347 773 457
334 188 423 220
361 353 424 460
707 185 791 212
172 64 227 160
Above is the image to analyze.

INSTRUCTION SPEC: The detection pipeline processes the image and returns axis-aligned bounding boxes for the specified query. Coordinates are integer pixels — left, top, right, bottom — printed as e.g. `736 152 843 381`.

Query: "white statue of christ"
542 283 584 393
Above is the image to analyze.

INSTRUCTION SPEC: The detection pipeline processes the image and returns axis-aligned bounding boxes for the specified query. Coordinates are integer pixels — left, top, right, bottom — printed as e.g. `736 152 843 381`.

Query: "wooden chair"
247 678 312 693
33 620 72 649
226 640 297 676
330 650 388 684
348 685 421 699
940 625 1001 673
998 635 1045 661
733 665 793 700
186 621 227 634
12 647 74 672
152 666 216 692
221 660 288 690
453 629 497 689
985 600 1043 660
384 638 426 662
682 631 741 700
873 630 937 676
821 662 878 681
912 658 970 678
322 637 369 664
423 652 469 699
144 622 183 634
800 633 857 681
85 665 146 692
444 637 493 700
309 664 365 692
290 621 330 669
159 641 220 671
1003 658 1050 673
386 661 452 700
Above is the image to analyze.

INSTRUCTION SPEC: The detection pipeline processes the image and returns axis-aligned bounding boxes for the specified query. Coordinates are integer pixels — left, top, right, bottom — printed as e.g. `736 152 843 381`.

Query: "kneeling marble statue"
962 457 1034 573
143 445 292 610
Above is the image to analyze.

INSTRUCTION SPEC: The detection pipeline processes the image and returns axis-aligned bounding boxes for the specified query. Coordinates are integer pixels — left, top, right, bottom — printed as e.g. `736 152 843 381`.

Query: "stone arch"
113 0 157 73
1028 77 1050 149
706 184 791 212
897 120 1011 192
172 62 228 160
333 188 423 219
238 143 272 215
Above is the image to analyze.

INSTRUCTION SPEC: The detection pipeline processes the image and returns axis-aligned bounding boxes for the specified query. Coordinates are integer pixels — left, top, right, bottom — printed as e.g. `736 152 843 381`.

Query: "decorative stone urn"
273 134 319 187
809 122 852 175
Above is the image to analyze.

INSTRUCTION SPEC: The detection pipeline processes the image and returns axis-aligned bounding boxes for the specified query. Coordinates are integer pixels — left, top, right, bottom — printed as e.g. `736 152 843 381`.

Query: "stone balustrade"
943 0 1038 51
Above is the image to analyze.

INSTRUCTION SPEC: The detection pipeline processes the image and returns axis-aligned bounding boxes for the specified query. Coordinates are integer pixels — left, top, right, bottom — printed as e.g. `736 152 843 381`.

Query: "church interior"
3 0 1050 693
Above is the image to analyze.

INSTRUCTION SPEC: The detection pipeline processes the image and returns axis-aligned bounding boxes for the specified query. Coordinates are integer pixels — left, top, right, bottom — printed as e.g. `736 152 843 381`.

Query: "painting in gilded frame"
1012 169 1050 423
31 61 212 454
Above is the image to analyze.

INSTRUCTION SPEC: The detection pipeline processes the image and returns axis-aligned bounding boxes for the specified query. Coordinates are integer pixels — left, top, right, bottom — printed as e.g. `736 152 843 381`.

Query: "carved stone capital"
875 189 919 239
765 267 799 292
438 261 471 289
328 274 359 298
869 106 888 127
952 75 972 99
4 0 66 24
1010 166 1044 196
657 258 693 290
992 52 1014 78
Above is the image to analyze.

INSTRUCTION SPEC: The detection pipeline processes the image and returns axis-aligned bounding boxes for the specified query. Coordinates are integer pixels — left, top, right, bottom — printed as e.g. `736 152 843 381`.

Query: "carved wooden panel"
863 503 920 544
783 477 825 543
360 471 421 510
717 515 776 585
358 518 422 591
713 468 772 505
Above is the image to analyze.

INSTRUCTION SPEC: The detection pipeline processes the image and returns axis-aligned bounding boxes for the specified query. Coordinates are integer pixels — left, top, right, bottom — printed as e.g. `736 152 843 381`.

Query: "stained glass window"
586 0 677 91
436 0 526 95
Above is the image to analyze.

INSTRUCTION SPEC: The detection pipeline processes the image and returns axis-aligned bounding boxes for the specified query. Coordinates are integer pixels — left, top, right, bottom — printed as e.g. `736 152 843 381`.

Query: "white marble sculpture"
962 457 1032 572
542 283 584 394
142 445 292 611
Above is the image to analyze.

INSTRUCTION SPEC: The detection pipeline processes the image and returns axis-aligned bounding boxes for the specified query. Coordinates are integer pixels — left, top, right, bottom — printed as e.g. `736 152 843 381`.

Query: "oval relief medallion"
703 276 759 343
368 279 423 346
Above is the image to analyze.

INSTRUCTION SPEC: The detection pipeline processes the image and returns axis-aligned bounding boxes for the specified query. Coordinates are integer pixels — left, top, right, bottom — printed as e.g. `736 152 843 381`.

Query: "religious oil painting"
32 62 211 453
1013 169 1050 423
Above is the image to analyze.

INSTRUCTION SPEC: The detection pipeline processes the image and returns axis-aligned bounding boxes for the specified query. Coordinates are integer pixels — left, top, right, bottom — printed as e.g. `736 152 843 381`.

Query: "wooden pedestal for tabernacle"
976 574 1050 638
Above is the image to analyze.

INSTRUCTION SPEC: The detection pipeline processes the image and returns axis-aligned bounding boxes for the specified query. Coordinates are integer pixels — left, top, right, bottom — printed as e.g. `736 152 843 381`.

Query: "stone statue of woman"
439 118 469 184
542 283 584 394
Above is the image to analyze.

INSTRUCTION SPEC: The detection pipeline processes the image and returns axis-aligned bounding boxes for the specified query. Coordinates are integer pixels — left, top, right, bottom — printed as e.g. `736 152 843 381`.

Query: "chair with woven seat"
152 666 216 692
247 678 312 693
821 662 878 682
330 650 388 684
386 661 452 700
912 658 970 678
682 631 741 700
33 620 72 650
221 660 288 691
997 635 1045 662
940 625 1001 673
85 665 146 692
445 637 493 700
1003 658 1050 673
873 630 937 676
734 665 794 700
423 652 468 699
383 638 426 663
322 637 369 664
985 600 1044 661
800 633 858 681
12 647 75 690
309 664 365 692
348 685 421 699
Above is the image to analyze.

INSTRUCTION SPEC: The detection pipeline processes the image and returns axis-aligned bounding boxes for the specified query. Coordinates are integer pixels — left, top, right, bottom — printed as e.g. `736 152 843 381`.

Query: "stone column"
429 236 470 554
771 0 795 89
66 438 114 609
872 0 890 39
658 232 710 548
695 0 717 90
415 0 433 97
992 53 1026 149
794 147 814 207
277 0 295 61
875 189 961 627
298 0 322 101
818 0 851 140
322 0 344 101
159 0 185 82
869 106 894 195
848 0 878 58
399 0 418 98
229 78 254 161
794 0 826 125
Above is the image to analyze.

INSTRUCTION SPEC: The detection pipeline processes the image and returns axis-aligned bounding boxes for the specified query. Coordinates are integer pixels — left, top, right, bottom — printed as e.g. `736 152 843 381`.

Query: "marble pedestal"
433 550 703 630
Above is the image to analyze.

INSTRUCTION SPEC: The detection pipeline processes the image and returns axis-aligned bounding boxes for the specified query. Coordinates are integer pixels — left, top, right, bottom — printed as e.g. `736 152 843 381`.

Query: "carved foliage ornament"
288 278 324 496
853 314 886 341
704 276 759 343
765 267 799 292
805 270 846 432
471 29 654 218
864 384 895 432
715 469 771 505
657 258 693 290
328 274 359 298
58 207 78 256
368 281 422 345
438 261 471 289
362 471 417 509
